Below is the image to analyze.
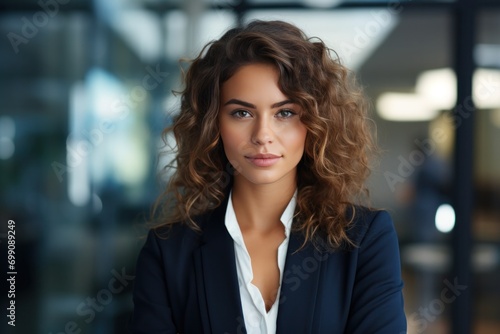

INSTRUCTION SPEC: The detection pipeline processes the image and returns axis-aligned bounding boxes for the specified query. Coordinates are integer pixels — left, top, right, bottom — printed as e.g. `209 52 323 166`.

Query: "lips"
245 153 282 167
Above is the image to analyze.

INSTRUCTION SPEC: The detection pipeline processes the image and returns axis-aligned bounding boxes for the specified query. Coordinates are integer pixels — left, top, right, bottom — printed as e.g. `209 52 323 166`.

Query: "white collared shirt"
224 190 297 334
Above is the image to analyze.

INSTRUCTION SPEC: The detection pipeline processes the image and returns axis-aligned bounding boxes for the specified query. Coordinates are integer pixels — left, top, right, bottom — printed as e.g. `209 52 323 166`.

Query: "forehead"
220 63 287 102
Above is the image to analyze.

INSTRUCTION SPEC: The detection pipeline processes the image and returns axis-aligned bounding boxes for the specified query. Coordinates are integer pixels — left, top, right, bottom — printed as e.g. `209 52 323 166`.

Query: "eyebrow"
223 98 294 109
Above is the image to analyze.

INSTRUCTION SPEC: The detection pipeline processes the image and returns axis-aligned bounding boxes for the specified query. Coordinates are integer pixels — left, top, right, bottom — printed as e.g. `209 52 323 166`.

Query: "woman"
131 20 406 334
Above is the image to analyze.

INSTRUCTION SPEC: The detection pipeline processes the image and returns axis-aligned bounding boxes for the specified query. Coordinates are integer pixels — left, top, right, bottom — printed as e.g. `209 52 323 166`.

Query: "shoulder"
144 202 225 253
141 220 203 258
346 206 397 248
149 223 201 248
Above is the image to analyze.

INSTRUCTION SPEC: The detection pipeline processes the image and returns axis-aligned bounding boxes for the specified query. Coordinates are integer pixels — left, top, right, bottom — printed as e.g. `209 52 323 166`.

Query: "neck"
231 174 297 232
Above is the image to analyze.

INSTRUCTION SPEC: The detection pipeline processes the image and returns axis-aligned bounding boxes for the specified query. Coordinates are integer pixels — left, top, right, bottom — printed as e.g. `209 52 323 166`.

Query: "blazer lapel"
193 199 246 334
276 231 324 333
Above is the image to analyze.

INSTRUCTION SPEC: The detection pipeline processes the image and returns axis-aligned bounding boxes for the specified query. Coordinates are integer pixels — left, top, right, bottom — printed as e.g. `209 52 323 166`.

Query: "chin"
236 170 294 186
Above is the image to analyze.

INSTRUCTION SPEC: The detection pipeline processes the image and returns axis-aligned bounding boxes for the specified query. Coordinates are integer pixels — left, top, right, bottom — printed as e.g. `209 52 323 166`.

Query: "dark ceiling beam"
0 2 92 13
1 0 498 14
1 1 498 15
144 1 456 13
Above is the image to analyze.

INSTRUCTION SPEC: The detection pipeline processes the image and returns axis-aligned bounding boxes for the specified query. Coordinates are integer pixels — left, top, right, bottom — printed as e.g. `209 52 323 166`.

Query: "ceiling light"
416 68 456 110
302 0 343 8
416 67 500 110
376 92 439 121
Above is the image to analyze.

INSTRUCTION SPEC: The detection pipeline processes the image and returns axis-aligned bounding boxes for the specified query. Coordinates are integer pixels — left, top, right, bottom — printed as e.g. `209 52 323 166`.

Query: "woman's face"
218 63 307 187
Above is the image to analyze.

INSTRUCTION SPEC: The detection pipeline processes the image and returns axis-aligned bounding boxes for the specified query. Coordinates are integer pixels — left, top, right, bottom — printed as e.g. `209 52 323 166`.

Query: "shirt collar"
225 189 298 245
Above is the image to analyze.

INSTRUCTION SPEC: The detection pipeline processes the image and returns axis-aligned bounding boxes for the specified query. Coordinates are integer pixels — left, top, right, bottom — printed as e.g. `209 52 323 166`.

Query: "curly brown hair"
153 20 376 250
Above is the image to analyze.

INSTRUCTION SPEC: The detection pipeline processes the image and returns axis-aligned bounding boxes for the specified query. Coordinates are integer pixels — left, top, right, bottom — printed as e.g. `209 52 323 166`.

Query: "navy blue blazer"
131 197 406 334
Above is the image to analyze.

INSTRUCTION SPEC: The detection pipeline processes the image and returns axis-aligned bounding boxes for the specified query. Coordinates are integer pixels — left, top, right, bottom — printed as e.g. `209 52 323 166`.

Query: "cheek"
220 125 244 156
284 125 307 152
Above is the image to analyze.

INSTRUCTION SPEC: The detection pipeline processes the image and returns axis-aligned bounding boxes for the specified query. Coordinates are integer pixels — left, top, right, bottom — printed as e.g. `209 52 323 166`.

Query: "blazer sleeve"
130 229 177 334
345 210 407 334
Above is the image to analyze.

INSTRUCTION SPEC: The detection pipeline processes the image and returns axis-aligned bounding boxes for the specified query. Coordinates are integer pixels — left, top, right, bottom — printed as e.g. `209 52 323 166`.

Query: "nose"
251 117 274 145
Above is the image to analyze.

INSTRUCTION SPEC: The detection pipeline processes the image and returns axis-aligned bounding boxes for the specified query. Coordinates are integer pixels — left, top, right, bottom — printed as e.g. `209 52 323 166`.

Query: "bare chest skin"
241 223 286 312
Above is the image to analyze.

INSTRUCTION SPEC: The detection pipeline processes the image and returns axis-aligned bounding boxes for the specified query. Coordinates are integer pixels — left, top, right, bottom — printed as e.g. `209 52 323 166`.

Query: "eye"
276 109 297 118
230 109 252 118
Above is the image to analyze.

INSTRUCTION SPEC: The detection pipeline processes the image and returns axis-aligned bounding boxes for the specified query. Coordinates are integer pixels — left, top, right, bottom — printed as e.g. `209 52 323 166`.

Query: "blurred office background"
0 0 499 333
